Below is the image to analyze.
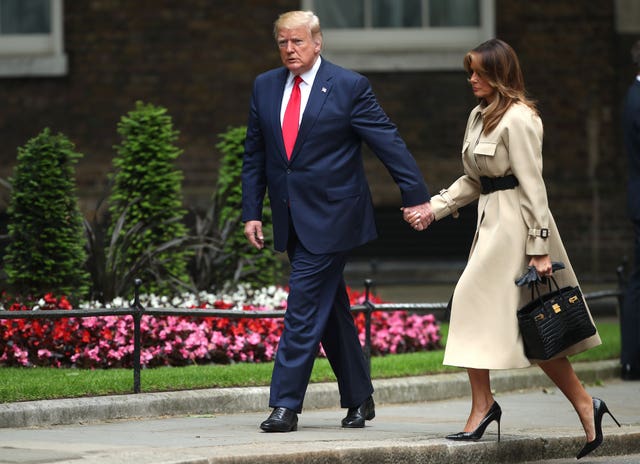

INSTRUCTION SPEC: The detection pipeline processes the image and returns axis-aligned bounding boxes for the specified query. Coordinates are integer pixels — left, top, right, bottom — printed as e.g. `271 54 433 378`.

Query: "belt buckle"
480 177 493 194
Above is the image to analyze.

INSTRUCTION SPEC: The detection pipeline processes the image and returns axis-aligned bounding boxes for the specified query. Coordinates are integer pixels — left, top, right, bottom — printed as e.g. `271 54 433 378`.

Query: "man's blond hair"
273 10 322 46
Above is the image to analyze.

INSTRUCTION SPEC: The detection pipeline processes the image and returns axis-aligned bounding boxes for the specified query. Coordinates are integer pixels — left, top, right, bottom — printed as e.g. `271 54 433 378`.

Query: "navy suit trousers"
268 225 374 413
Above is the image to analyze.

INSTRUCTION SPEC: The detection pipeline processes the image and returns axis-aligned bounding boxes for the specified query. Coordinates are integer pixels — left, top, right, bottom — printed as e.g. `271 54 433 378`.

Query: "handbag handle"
530 275 561 300
515 261 565 287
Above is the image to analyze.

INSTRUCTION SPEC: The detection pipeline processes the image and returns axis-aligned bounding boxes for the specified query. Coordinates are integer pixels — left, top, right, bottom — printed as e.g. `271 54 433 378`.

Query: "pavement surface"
522 455 640 464
1 360 639 464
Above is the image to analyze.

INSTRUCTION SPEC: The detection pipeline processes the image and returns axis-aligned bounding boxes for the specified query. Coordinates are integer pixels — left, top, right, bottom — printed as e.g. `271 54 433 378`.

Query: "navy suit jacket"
242 58 430 254
624 79 640 220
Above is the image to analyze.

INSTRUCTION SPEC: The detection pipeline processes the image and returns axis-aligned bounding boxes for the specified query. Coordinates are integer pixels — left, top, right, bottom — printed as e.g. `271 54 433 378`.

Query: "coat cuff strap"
439 189 459 219
528 228 549 239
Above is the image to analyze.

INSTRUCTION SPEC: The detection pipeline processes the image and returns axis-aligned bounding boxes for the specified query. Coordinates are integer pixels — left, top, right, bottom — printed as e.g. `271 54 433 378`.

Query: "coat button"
286 169 291 174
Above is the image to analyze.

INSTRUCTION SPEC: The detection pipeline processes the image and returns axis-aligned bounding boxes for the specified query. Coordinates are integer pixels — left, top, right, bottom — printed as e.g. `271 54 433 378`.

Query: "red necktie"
282 76 302 159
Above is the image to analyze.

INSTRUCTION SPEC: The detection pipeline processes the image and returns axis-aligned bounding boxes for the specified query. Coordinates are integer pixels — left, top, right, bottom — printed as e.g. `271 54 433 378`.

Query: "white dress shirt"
280 56 322 126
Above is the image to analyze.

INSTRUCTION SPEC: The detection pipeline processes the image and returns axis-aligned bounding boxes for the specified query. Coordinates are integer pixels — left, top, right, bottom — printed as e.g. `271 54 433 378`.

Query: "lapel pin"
321 87 327 93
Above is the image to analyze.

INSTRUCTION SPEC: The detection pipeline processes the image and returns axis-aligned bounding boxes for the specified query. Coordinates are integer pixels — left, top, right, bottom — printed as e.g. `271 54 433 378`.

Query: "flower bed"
0 286 441 368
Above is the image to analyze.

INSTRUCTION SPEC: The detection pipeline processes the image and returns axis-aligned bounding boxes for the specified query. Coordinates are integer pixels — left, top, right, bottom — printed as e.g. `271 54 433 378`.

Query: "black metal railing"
0 265 627 394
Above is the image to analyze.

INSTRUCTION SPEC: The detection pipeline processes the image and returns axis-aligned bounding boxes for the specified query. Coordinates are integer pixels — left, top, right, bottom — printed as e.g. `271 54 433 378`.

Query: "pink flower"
0 288 441 367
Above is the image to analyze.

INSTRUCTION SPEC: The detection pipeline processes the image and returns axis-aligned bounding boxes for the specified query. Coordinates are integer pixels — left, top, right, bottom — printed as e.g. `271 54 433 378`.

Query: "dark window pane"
429 0 479 27
0 0 51 34
372 0 422 28
314 0 363 29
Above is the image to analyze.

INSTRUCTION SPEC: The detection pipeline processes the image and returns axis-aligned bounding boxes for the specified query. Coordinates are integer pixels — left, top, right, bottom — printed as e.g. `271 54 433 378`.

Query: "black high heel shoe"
446 401 502 442
576 397 621 459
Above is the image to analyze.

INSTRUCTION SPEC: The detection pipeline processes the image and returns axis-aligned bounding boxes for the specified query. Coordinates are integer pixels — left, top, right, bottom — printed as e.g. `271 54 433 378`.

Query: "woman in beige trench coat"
405 39 618 460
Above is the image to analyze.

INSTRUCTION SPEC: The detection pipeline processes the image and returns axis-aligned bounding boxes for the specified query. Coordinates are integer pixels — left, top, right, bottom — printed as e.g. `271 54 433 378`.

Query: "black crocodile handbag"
516 269 596 360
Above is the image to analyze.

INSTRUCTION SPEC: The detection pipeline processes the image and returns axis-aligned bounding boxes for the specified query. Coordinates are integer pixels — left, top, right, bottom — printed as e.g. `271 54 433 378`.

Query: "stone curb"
205 431 640 464
0 359 619 429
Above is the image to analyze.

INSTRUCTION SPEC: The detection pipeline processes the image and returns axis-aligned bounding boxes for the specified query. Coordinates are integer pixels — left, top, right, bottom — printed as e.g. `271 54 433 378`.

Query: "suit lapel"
271 68 289 163
289 60 333 162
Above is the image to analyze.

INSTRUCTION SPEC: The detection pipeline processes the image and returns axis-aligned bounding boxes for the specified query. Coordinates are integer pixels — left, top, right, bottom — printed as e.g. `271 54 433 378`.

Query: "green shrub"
0 178 12 287
108 101 190 296
3 128 89 297
213 126 284 288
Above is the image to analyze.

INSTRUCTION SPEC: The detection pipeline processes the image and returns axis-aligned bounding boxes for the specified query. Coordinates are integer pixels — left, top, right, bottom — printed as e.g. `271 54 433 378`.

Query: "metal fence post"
363 279 374 375
130 279 145 393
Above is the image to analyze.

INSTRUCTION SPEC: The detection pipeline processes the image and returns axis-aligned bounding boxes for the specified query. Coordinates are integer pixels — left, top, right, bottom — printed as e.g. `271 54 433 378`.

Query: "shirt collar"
288 55 322 87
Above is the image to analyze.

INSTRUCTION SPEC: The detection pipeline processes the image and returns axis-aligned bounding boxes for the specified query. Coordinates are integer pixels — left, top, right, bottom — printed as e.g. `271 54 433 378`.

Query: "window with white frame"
0 0 67 77
615 0 640 33
301 0 495 71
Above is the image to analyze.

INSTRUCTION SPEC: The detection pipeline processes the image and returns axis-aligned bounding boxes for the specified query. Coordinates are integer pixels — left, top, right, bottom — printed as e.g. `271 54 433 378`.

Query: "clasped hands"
245 202 435 250
402 201 435 232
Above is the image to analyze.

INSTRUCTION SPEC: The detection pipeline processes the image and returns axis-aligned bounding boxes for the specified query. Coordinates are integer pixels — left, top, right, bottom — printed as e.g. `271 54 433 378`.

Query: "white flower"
84 284 290 311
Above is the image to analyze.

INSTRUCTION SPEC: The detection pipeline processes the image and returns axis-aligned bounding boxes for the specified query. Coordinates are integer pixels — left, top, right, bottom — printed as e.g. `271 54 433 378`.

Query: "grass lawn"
0 321 621 403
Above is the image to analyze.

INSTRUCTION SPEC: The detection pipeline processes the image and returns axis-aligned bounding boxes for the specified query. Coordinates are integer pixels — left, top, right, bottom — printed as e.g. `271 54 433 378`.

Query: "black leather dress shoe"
260 407 298 432
341 396 375 428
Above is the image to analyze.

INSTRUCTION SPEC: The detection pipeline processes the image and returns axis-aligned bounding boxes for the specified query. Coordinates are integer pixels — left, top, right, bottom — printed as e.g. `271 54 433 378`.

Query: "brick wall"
496 0 627 276
0 0 633 278
0 0 299 211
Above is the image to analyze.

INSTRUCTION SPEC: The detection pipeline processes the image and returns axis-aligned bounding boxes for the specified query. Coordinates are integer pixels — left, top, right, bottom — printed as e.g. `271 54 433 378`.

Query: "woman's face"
468 55 496 103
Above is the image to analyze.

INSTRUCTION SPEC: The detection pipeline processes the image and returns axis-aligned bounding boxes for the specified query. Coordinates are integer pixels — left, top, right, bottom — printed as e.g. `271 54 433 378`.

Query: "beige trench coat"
431 102 601 369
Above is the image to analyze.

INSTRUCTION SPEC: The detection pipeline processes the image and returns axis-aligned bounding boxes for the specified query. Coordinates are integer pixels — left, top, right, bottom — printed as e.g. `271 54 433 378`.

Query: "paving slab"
0 362 639 464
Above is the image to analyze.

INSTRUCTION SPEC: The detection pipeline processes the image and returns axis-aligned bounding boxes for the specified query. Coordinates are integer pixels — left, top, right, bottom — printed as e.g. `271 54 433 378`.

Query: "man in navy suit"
242 10 434 432
622 39 640 381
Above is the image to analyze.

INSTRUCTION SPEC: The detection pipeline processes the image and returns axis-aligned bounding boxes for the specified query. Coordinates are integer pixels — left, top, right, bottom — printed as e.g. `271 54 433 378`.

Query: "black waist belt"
480 175 519 194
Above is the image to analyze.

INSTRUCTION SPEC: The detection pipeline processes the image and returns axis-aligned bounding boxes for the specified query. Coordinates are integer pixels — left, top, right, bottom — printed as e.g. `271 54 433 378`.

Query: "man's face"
276 26 320 75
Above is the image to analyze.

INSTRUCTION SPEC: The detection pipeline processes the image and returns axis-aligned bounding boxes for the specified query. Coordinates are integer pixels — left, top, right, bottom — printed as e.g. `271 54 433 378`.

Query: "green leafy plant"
214 126 284 288
3 128 89 297
0 178 12 287
84 196 196 301
107 102 190 296
187 200 237 292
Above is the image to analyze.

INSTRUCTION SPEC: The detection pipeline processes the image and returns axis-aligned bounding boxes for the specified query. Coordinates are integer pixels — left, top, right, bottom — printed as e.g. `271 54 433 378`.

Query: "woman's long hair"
464 38 537 134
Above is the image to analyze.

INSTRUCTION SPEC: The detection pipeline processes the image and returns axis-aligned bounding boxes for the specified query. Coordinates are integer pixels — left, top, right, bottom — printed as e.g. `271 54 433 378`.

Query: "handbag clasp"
552 303 561 313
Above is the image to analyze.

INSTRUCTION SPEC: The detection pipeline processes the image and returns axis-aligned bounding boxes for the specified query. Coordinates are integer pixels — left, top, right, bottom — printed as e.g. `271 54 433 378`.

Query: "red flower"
101 328 113 340
213 300 234 309
0 288 441 368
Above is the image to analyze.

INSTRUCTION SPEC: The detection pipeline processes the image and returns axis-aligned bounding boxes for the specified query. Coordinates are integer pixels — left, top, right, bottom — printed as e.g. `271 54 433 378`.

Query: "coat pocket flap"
326 184 362 201
474 141 498 156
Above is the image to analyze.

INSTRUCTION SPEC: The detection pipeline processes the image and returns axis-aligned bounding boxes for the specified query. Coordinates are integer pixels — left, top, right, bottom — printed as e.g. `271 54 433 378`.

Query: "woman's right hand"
529 254 552 277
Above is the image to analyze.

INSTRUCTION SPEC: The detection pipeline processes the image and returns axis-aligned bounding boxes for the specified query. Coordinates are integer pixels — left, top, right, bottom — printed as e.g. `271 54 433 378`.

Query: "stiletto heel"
576 397 621 459
446 401 502 442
